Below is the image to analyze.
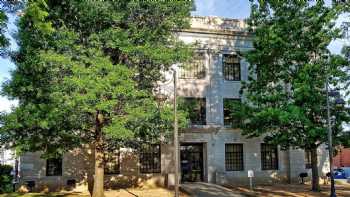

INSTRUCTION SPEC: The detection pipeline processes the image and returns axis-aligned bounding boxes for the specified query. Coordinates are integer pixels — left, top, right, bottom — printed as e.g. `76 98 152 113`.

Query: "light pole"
172 69 179 197
324 55 346 197
155 68 179 197
325 75 336 197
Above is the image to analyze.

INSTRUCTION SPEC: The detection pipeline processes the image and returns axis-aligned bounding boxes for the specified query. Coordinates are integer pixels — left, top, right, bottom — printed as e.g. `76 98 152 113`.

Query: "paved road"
181 182 246 197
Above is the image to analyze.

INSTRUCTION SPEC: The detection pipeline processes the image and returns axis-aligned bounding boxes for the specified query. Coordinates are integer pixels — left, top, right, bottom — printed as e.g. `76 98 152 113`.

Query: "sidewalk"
181 182 246 197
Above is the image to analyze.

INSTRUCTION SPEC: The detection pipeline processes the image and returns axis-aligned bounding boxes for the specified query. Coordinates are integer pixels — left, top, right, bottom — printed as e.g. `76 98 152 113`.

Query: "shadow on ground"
227 183 350 197
0 192 89 197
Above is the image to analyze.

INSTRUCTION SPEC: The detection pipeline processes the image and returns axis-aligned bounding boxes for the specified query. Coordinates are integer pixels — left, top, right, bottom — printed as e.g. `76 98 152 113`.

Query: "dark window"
261 144 278 170
183 98 206 125
223 98 241 127
225 144 244 171
140 144 161 173
46 158 62 176
305 150 312 169
223 54 241 81
179 52 206 79
104 150 120 174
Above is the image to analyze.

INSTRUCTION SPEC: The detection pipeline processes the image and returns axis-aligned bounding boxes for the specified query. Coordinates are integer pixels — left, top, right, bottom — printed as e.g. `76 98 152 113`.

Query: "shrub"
0 164 13 193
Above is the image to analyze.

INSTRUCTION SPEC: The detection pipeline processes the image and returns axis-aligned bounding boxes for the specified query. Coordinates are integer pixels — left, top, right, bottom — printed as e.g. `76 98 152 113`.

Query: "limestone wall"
18 146 167 192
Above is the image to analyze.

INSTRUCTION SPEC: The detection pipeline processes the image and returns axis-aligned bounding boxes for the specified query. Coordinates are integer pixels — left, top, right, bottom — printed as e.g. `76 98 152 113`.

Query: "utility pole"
173 69 179 197
326 72 336 197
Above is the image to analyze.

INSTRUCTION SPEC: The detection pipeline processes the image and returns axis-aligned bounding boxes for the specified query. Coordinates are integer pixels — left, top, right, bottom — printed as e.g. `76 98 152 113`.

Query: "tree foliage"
235 0 350 191
0 164 13 193
0 0 24 56
1 0 192 153
0 10 7 49
0 0 192 195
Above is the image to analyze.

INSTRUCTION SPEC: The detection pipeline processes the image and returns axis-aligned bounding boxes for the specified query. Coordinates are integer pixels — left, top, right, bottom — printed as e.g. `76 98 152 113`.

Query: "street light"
324 55 346 197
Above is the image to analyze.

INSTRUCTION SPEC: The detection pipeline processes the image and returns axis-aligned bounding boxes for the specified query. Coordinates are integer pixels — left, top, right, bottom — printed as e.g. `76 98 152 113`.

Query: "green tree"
0 0 24 55
0 1 192 196
236 0 350 191
0 8 8 55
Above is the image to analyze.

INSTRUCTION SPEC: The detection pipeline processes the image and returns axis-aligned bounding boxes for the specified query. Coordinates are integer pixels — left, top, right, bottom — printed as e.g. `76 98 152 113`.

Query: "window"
225 144 244 171
104 150 120 174
179 52 206 79
305 150 312 169
223 98 241 127
261 144 278 170
223 54 240 81
46 158 62 176
140 144 161 173
183 98 206 125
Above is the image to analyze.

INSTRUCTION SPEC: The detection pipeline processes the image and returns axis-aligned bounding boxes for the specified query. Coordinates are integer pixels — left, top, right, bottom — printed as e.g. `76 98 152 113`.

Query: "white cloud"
0 97 17 113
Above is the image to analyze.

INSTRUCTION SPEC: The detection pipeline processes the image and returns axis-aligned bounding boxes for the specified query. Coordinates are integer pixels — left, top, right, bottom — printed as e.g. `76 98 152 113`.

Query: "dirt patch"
227 183 350 197
0 188 188 197
0 192 89 197
104 188 189 197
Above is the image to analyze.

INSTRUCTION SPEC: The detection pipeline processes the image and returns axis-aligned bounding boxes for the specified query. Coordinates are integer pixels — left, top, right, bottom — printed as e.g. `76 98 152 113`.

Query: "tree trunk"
311 147 320 192
92 111 104 197
88 144 95 196
92 145 104 197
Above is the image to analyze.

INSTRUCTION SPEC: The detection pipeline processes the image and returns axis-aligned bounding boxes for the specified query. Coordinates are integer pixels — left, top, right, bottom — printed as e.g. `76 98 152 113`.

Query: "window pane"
179 52 206 79
46 158 62 176
225 144 244 171
223 54 240 81
104 149 120 174
183 98 206 125
261 144 278 170
140 144 161 173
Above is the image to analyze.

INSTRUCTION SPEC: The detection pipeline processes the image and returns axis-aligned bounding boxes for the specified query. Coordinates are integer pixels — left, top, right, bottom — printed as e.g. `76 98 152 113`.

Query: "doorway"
180 143 204 182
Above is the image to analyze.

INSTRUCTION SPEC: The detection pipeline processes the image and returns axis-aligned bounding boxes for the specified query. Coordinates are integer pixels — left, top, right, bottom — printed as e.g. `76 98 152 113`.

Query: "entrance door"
180 143 204 182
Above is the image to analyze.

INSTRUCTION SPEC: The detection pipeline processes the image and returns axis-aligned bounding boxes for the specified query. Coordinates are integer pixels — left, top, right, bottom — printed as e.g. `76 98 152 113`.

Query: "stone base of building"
17 130 330 193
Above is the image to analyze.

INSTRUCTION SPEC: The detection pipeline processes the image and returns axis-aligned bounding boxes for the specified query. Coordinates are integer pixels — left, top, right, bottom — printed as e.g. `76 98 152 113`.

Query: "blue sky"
192 0 250 19
0 0 349 112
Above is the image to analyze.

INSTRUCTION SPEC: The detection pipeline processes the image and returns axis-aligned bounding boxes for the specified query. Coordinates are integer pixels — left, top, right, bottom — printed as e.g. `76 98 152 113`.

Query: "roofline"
181 16 252 37
178 28 254 37
190 15 246 23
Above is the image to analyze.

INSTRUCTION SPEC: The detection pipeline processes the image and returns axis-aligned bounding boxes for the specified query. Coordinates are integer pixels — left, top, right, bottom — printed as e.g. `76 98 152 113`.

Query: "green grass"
0 193 89 197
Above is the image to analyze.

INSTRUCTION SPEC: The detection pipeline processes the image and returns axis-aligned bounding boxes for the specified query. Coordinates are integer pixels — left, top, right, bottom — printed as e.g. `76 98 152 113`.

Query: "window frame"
261 143 279 170
46 158 62 176
139 144 161 174
305 150 312 169
223 98 241 127
225 143 244 171
104 149 121 175
179 52 206 79
222 54 241 81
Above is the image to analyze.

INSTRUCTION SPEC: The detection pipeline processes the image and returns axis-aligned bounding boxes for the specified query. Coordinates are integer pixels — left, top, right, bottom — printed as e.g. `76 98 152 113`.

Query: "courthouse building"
18 16 329 191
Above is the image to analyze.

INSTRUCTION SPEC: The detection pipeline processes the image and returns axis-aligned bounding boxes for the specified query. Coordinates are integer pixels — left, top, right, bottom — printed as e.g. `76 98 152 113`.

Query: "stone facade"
18 16 330 192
